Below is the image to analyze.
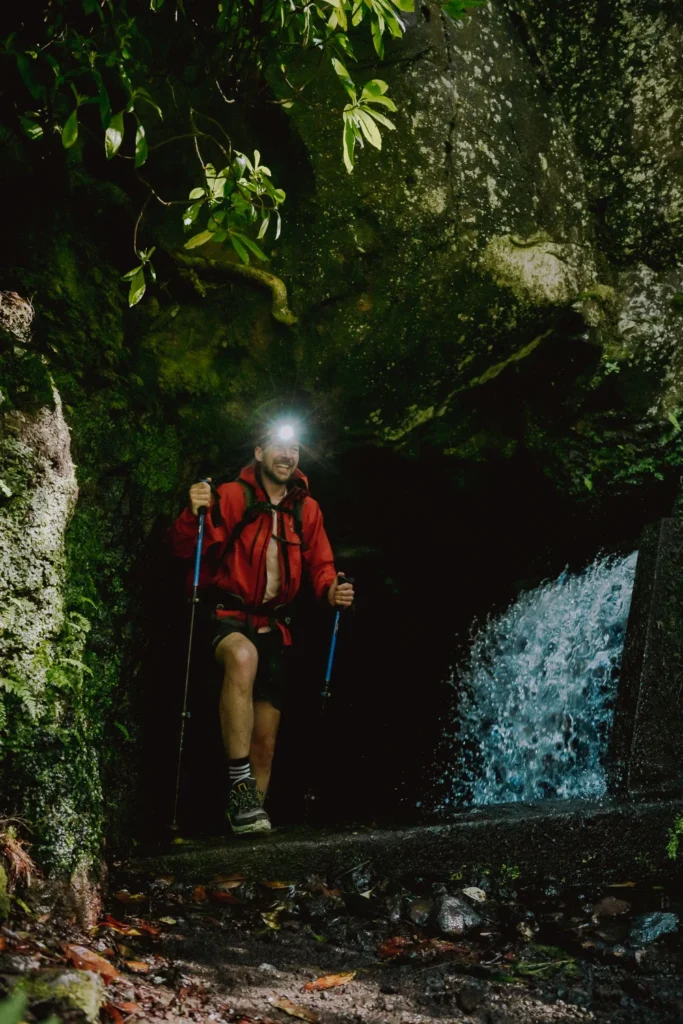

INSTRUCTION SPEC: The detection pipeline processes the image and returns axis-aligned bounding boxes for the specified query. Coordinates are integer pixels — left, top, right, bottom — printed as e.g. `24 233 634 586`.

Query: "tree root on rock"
173 252 298 325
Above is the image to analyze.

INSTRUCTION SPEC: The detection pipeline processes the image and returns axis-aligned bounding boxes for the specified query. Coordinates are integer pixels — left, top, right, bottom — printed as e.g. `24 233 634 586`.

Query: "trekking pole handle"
191 478 210 592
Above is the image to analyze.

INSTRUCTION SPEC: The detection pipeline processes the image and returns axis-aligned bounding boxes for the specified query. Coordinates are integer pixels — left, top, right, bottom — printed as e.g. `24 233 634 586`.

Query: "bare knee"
217 636 257 694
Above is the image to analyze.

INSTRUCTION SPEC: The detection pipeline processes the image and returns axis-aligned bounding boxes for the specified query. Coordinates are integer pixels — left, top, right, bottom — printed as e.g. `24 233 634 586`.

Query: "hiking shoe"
227 777 271 834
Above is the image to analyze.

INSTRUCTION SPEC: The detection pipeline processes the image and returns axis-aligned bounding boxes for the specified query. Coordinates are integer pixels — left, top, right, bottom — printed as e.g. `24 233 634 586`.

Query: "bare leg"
215 633 258 759
250 700 281 796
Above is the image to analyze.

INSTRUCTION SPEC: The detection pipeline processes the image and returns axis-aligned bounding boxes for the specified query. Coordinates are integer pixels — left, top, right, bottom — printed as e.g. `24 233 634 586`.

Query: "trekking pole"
170 487 208 834
321 575 353 711
304 576 354 821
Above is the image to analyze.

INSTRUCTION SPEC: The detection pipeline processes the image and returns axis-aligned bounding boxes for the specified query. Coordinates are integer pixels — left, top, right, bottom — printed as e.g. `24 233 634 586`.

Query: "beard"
261 460 295 486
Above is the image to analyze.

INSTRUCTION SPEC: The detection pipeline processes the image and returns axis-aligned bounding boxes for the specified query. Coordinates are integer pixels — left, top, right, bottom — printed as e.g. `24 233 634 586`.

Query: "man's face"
255 436 300 486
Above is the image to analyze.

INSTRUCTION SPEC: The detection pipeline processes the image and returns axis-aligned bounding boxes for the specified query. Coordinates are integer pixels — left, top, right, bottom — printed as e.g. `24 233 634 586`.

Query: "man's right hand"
189 478 212 516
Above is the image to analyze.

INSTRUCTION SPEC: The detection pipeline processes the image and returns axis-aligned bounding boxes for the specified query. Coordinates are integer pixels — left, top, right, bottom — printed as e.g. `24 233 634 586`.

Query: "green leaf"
332 58 357 101
183 202 202 227
0 992 28 1024
148 263 157 283
357 109 382 149
371 19 385 57
361 105 395 130
128 268 146 306
135 122 148 167
584 476 593 491
258 214 271 239
392 0 414 9
105 111 125 159
361 79 389 97
343 117 356 173
61 108 79 149
668 412 681 433
151 0 165 9
184 230 214 249
230 235 250 264
134 89 164 120
121 266 142 281
19 115 43 140
232 232 267 261
96 78 112 128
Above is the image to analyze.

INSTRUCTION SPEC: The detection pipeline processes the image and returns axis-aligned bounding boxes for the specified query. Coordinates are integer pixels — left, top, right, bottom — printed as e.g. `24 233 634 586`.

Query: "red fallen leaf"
114 1003 140 1014
131 919 161 937
62 943 120 983
260 880 293 890
124 960 151 973
192 885 208 902
0 938 7 951
303 972 356 991
101 915 141 936
102 1003 124 1024
209 890 240 905
426 939 469 955
379 935 414 958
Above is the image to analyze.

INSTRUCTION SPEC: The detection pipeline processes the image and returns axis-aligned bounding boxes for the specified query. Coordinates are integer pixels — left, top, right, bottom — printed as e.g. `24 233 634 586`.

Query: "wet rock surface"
3 863 683 1024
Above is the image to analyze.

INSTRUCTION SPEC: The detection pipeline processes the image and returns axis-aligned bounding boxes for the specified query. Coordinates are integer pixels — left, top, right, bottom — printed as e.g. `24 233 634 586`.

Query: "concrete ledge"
135 798 683 884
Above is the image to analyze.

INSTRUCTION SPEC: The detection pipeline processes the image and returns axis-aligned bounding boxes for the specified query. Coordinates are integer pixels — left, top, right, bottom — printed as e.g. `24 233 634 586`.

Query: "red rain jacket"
167 464 337 643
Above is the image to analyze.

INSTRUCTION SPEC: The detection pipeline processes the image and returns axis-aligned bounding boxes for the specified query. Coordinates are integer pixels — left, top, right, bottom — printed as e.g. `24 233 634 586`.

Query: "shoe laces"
230 780 265 811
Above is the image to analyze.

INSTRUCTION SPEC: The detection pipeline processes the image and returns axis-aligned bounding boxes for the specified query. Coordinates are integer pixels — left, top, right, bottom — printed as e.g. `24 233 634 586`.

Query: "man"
167 423 354 834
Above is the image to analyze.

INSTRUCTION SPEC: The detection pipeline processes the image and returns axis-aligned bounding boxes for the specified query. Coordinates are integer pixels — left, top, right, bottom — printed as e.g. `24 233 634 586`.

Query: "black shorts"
210 617 288 711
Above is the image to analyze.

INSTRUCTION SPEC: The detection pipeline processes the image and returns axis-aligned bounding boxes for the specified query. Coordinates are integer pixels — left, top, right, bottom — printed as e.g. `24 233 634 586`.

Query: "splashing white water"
435 552 638 810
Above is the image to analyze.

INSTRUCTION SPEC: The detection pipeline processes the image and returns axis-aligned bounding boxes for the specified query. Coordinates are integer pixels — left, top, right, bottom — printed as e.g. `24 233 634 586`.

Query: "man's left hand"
328 572 354 609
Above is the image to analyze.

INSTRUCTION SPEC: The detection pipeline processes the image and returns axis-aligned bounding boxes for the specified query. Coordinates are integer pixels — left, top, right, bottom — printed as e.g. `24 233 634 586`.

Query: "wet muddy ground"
3 854 683 1023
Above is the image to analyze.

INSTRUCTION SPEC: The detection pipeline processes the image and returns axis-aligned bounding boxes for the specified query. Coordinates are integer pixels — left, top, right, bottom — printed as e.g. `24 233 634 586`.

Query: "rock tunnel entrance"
138 410 681 843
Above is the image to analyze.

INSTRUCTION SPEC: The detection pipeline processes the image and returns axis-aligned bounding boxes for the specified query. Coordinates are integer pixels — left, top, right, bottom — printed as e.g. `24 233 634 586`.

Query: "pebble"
434 894 484 936
629 911 678 946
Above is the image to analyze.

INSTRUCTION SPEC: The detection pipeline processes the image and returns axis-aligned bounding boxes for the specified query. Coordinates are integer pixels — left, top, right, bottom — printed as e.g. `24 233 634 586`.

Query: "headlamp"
276 423 295 442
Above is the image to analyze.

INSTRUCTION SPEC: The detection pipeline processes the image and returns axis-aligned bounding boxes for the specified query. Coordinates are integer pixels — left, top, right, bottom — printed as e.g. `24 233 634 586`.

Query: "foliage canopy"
2 0 482 303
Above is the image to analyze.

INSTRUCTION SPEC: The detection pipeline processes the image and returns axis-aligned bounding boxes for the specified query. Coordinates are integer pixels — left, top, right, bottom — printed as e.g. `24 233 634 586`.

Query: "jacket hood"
238 462 310 501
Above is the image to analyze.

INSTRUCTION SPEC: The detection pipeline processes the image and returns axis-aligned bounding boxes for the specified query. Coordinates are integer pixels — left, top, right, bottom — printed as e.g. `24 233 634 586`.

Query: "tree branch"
173 251 297 325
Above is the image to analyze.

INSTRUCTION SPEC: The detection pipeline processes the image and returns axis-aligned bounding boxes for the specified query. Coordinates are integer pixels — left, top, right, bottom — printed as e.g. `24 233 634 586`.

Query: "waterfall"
434 552 638 811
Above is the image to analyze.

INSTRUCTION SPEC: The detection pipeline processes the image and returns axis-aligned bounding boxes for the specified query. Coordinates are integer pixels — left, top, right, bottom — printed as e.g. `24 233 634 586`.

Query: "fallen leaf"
606 881 637 888
210 890 240 905
154 875 175 887
103 1004 124 1024
0 938 6 951
101 915 141 936
269 996 319 1022
303 972 356 992
159 917 177 925
115 943 135 959
115 1002 140 1014
131 919 161 937
379 935 414 958
113 890 131 902
62 943 120 983
126 893 147 903
212 872 247 884
462 886 487 903
193 885 208 902
261 880 293 890
261 910 282 930
124 960 151 973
